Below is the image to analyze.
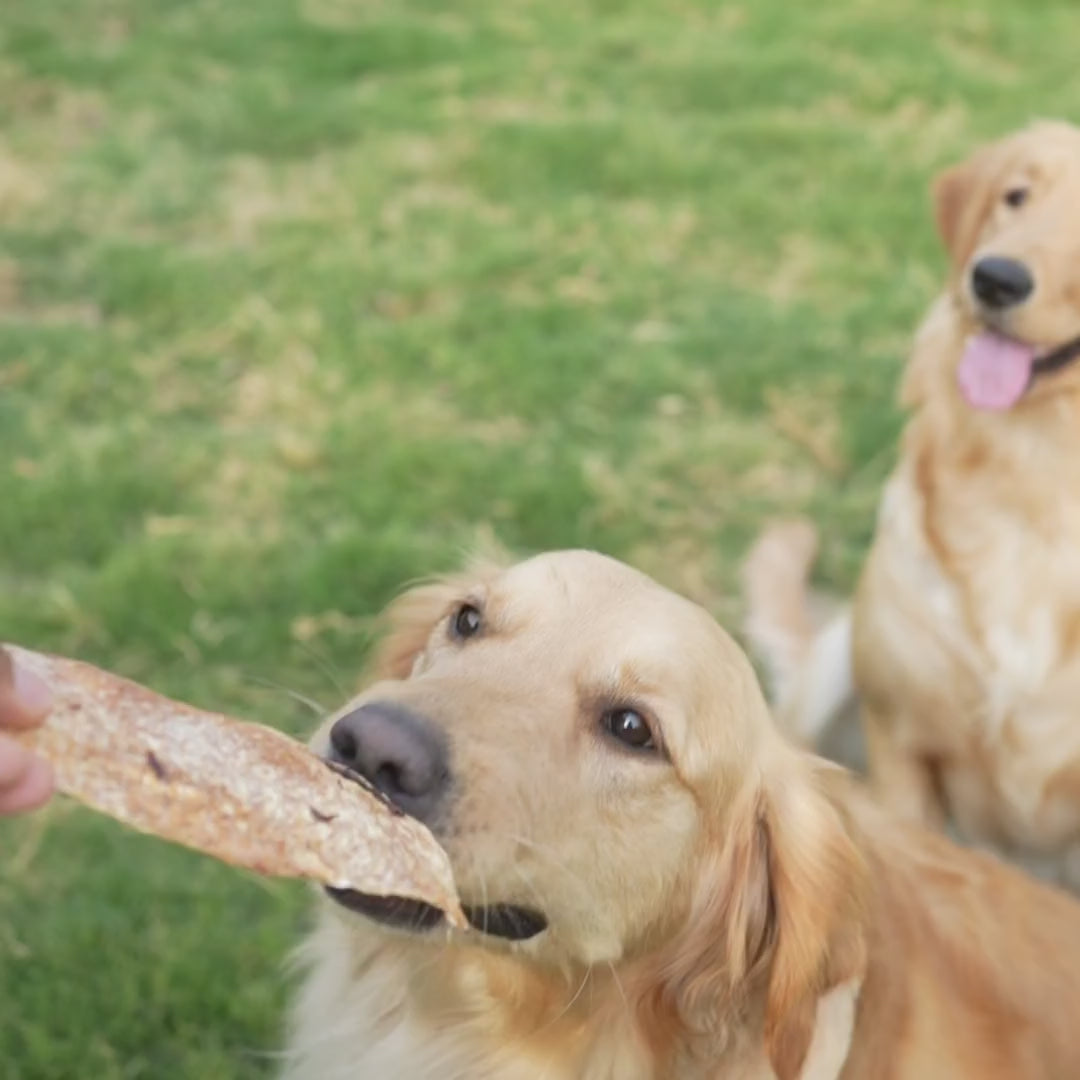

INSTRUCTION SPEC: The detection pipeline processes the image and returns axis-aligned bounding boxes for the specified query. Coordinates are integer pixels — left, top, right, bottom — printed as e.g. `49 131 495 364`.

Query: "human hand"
0 647 54 814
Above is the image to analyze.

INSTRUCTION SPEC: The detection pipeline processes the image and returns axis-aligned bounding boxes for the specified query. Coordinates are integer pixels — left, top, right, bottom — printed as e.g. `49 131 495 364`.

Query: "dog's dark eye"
602 708 656 751
451 603 482 640
1003 186 1029 208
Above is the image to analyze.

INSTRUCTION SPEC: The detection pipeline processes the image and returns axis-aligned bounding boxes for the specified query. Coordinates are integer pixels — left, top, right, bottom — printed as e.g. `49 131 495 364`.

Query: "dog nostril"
373 762 405 798
329 723 358 765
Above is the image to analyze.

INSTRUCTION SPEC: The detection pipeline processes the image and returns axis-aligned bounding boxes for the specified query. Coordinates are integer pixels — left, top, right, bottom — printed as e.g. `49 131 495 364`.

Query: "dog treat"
4 644 465 927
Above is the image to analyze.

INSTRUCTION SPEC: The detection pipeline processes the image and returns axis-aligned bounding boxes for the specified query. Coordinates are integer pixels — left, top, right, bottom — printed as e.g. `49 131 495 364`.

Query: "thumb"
0 647 53 728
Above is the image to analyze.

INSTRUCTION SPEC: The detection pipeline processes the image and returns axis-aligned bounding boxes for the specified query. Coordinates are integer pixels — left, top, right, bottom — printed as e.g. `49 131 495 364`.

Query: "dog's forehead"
497 550 701 625
1001 123 1080 178
493 551 750 675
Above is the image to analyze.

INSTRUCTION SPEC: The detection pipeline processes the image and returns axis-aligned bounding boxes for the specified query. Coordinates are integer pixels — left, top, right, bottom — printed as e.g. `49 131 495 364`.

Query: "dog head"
932 119 1080 411
309 550 866 1076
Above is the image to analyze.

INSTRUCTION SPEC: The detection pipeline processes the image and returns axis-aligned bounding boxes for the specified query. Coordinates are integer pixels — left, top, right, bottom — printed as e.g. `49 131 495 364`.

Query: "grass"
3 0 1080 1074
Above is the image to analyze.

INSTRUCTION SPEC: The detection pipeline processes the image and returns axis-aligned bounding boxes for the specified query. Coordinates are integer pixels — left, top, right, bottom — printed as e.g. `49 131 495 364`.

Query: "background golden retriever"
745 121 1080 888
284 550 1080 1080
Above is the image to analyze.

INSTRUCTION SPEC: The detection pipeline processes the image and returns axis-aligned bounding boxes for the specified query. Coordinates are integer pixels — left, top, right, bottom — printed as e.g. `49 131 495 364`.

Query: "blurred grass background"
3 0 1080 1075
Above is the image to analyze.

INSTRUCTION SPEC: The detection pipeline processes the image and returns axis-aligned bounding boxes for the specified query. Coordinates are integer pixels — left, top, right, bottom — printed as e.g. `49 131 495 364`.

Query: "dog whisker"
242 674 327 716
538 965 593 1032
606 960 631 1020
510 863 548 916
291 639 350 698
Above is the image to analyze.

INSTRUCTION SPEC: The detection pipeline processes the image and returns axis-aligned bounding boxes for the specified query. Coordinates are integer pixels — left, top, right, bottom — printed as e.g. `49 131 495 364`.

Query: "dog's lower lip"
1032 333 1080 377
462 903 548 941
973 321 1080 375
325 889 546 940
324 887 446 931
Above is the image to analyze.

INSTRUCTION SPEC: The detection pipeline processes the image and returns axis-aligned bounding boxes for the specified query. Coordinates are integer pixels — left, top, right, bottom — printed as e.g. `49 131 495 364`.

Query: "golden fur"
742 121 1080 884
851 120 1080 876
282 550 1080 1079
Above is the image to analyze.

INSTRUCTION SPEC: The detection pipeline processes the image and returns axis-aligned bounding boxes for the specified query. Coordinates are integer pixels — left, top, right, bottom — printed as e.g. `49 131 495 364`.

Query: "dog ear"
932 149 997 267
933 160 974 258
367 553 509 682
628 784 775 1060
641 756 866 1078
759 758 868 1079
369 579 465 681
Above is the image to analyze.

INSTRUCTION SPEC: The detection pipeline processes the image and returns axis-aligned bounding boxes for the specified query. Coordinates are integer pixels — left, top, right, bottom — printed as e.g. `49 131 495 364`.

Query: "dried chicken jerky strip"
4 644 465 928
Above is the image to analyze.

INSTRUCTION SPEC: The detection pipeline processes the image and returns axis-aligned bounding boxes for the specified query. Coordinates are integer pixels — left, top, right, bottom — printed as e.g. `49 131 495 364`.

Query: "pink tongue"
956 332 1036 411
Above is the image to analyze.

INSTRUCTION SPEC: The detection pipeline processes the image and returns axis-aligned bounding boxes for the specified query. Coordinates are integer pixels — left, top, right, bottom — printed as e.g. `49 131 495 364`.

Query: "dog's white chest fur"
282 917 649 1080
280 916 804 1080
282 924 518 1080
872 454 1080 849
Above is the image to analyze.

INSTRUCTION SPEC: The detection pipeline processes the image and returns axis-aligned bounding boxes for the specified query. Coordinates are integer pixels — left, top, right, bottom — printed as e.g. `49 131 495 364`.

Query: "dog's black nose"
328 702 450 823
971 256 1034 309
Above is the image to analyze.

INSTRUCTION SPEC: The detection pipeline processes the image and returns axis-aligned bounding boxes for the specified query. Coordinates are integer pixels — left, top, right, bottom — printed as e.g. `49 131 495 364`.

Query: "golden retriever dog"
282 549 1080 1080
742 120 1080 886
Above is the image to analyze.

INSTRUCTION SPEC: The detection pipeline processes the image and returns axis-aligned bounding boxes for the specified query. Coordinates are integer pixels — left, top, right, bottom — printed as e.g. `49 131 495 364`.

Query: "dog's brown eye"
451 603 482 639
602 708 656 751
1003 186 1029 208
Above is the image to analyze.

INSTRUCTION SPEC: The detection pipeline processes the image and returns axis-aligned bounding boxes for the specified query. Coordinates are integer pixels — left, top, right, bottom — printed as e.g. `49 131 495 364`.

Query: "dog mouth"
956 327 1080 411
325 888 448 931
318 760 548 942
460 902 548 940
325 888 548 941
1031 335 1080 378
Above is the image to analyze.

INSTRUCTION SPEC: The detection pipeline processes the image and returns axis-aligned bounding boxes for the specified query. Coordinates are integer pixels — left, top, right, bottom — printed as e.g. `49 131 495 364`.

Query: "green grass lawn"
3 0 1080 1074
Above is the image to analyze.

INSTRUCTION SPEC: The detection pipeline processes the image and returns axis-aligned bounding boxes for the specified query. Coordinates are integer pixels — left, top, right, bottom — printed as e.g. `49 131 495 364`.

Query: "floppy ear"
932 148 997 267
760 760 867 1079
629 784 774 1060
933 161 975 259
367 552 509 681
656 784 774 1009
642 757 866 1079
